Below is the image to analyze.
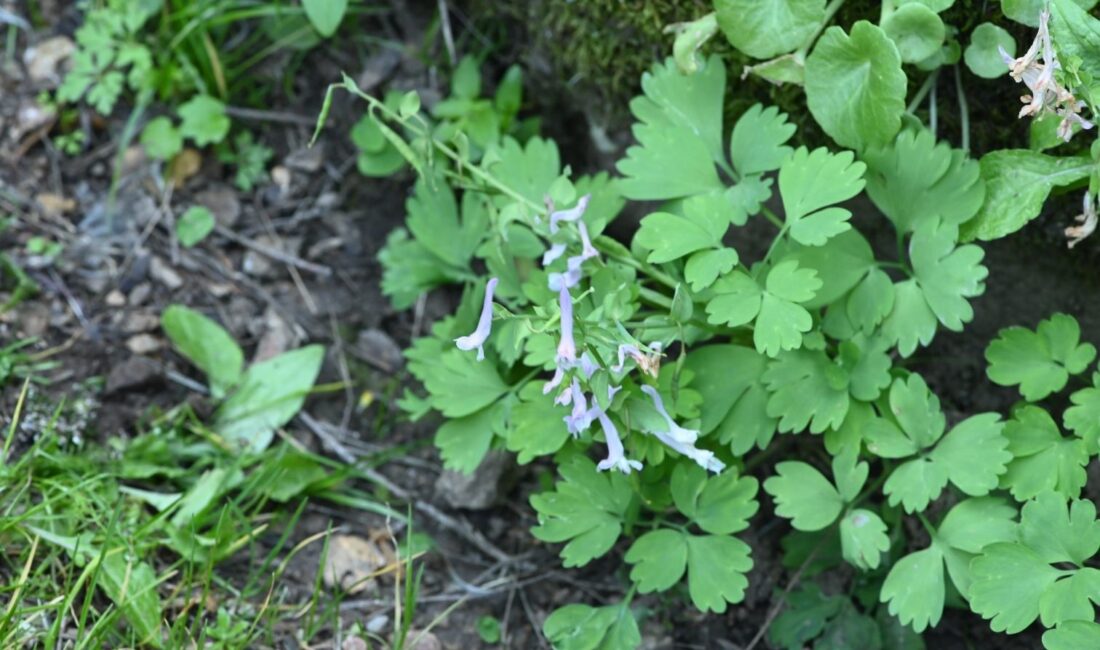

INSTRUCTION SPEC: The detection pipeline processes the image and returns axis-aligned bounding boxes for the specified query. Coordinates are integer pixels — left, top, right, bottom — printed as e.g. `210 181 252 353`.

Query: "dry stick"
223 106 321 128
744 543 824 650
296 413 514 565
213 224 332 277
436 0 457 65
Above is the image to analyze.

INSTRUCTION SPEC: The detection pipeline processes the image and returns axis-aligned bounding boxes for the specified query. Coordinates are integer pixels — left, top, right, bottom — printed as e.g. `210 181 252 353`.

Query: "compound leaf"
685 534 753 613
625 529 688 592
764 461 844 531
986 313 1097 402
730 104 796 175
880 546 945 633
1001 406 1089 500
911 219 987 332
765 349 851 433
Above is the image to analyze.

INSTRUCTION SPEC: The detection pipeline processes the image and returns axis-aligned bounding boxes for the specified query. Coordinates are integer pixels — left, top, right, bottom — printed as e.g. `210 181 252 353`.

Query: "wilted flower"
454 277 499 361
1067 192 1098 248
999 9 1094 142
611 343 662 377
596 412 643 474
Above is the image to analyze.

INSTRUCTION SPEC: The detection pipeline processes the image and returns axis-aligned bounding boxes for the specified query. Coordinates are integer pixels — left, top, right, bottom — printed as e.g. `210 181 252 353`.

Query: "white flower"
1067 192 1098 248
454 277 499 361
596 412 643 474
639 385 699 444
549 194 591 234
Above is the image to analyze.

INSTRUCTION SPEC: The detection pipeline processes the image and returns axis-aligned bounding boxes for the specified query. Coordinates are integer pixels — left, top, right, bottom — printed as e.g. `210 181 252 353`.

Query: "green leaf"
1019 491 1100 565
1065 372 1100 451
635 195 728 263
846 268 895 333
986 313 1097 402
765 349 850 433
161 305 243 399
755 260 822 355
840 509 890 570
769 584 845 650
935 496 1018 554
864 128 985 233
910 219 987 331
816 604 883 650
929 413 1011 496
965 23 1016 78
671 464 760 534
140 116 182 160
406 175 488 271
881 3 945 63
420 349 509 419
1001 406 1089 500
714 0 825 59
378 230 449 309
96 551 165 646
543 602 640 650
178 95 229 147
487 137 562 206
686 534 753 612
213 345 324 453
764 461 844 531
685 248 739 291
880 279 938 357
805 22 907 150
176 206 215 248
302 0 346 36
779 147 866 242
730 104 796 175
1044 621 1100 650
617 56 726 200
435 404 502 474
1050 0 1100 85
507 385 571 464
683 345 764 434
626 529 688 592
881 546 945 633
531 455 634 568
960 150 1092 242
970 542 1063 633
890 374 945 450
884 458 948 513
784 230 875 308
705 272 762 327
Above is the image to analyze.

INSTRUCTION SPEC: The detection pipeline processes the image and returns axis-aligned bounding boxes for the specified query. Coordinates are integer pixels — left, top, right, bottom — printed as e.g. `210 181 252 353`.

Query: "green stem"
760 206 785 230
594 240 680 291
798 0 847 56
847 470 889 510
760 225 790 270
906 70 939 114
954 64 971 151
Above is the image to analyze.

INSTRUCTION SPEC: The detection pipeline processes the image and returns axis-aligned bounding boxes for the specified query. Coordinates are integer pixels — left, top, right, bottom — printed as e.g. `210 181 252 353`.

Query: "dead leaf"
168 149 202 188
323 534 389 594
35 193 75 217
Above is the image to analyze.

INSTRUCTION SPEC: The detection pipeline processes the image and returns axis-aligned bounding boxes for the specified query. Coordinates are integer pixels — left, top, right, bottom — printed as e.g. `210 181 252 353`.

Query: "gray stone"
435 450 512 510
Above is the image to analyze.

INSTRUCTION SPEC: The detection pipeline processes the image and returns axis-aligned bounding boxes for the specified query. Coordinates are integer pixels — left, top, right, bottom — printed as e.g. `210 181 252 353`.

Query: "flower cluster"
999 9 1094 142
453 196 724 475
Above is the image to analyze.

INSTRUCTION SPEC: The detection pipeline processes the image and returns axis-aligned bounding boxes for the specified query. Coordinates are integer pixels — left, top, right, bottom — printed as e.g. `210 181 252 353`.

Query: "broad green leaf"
531 455 633 567
714 0 825 59
880 546 945 633
435 404 502 474
840 509 890 570
832 445 869 502
727 175 774 224
890 374 945 449
406 175 488 271
487 137 561 206
1065 372 1100 451
935 496 1019 554
765 349 850 433
1044 621 1100 650
420 349 509 419
730 104 796 175
178 95 229 147
140 116 182 160
451 56 481 99
816 604 882 650
881 3 945 63
805 22 907 150
96 551 165 646
683 345 764 433
965 23 1016 78
685 248 738 291
618 57 726 200
213 345 324 453
1019 491 1100 565
1050 0 1100 85
970 542 1064 633
911 219 987 331
176 206 214 248
626 529 688 592
352 115 405 176
507 385 572 463
838 335 892 401
635 194 729 263
686 534 753 612
1001 406 1089 500
880 279 938 357
161 304 243 399
765 259 822 302
779 147 866 224
960 150 1092 242
864 128 985 233
764 461 844 530
302 0 346 36
986 313 1097 401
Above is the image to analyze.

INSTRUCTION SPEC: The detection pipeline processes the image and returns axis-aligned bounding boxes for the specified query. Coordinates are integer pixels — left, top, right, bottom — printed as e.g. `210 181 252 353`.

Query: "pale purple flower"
576 221 598 260
548 267 583 291
557 286 576 362
578 352 599 379
544 366 566 395
647 427 726 473
454 277 499 361
596 412 643 474
564 379 595 435
542 243 567 266
611 342 662 377
549 194 591 234
640 385 699 444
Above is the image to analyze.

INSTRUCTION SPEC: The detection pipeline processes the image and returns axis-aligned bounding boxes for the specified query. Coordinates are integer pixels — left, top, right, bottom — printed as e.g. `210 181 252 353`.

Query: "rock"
17 302 50 338
149 256 183 290
105 290 126 307
285 144 324 173
252 307 296 363
322 534 389 594
23 36 75 87
121 310 160 334
342 637 368 650
241 249 274 278
126 334 161 354
194 186 240 228
128 282 152 306
435 450 512 510
403 630 442 650
356 328 404 371
271 165 291 193
106 355 162 393
365 614 389 634
13 100 55 141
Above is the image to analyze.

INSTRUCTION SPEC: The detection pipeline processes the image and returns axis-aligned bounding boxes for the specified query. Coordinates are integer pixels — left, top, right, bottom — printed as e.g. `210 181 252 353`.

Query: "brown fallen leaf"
35 192 75 218
323 534 390 594
168 148 202 188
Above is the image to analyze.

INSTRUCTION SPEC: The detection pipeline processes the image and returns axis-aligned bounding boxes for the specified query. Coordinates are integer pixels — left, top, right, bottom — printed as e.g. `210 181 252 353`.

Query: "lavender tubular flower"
548 194 592 233
640 385 699 444
596 412 643 474
557 285 576 362
648 428 726 473
542 243 567 266
454 277 499 361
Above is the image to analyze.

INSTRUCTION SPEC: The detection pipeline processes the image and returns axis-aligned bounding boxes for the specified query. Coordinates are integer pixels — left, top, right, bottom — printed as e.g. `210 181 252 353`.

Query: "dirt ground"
2 2 1091 648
